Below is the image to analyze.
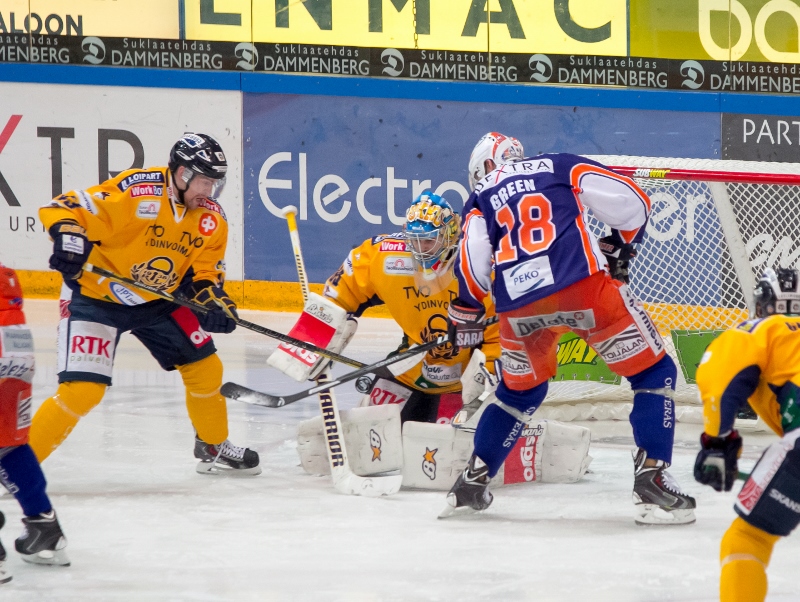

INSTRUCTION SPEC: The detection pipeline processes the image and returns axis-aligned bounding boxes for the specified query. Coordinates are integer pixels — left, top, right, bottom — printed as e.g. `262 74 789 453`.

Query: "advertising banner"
631 0 800 63
671 329 722 382
1 0 179 38
3 1 800 88
722 112 800 160
0 82 243 278
242 92 719 283
554 333 619 384
186 0 627 55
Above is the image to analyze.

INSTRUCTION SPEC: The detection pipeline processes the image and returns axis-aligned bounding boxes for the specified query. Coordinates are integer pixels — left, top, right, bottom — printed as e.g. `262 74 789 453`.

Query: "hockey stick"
220 326 461 406
281 206 402 497
82 263 365 368
222 317 497 406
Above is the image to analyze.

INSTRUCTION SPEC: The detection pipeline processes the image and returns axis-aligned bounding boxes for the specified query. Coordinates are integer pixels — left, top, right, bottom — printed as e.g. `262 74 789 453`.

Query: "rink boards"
0 71 795 313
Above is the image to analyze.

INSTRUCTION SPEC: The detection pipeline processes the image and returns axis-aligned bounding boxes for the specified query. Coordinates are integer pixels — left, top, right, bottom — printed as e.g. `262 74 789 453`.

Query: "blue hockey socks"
473 381 548 477
0 445 52 517
628 354 677 464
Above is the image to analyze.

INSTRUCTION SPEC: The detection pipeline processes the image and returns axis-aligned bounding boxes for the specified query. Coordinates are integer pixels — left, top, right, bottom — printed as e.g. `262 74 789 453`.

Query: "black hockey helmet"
168 133 227 199
754 267 800 317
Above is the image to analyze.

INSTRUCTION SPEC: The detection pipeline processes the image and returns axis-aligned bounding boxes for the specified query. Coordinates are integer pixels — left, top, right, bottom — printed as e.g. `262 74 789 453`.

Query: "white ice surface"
3 300 798 601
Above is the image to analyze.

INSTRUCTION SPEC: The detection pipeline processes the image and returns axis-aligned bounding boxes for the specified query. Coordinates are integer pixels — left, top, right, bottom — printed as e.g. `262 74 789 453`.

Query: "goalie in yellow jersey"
269 191 501 425
695 267 800 602
29 133 260 476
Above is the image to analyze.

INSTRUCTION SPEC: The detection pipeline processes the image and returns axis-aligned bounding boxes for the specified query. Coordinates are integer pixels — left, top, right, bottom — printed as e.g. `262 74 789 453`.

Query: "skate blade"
333 473 403 497
195 461 262 476
20 548 71 566
0 561 11 584
437 493 478 519
634 504 696 526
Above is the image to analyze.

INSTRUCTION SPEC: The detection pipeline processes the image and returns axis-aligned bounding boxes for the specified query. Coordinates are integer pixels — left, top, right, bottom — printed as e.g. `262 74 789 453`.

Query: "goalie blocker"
267 292 357 381
296 403 592 490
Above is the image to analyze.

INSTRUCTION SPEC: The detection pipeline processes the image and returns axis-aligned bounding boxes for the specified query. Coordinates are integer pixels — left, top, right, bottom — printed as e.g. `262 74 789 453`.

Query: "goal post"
537 155 800 422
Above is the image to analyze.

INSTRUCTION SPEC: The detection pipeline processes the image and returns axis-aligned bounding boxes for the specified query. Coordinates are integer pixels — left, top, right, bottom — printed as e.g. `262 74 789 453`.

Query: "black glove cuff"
189 279 216 296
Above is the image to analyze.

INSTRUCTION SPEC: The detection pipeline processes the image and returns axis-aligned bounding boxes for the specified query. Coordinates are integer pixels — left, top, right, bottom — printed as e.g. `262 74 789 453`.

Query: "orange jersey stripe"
460 209 489 303
570 163 651 244
568 185 600 274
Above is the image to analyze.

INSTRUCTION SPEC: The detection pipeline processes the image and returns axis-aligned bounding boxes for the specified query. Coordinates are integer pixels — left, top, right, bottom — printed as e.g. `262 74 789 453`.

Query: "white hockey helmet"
754 267 800 317
467 132 524 191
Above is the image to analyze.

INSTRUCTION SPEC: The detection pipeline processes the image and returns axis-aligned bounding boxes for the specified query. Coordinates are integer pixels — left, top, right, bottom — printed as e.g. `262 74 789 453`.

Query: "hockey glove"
48 221 92 279
447 299 486 351
694 430 743 492
190 280 238 334
598 235 637 284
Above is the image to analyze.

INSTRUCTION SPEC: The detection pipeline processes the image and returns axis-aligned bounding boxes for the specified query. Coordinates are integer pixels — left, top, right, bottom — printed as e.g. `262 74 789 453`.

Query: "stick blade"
220 382 287 408
333 472 403 497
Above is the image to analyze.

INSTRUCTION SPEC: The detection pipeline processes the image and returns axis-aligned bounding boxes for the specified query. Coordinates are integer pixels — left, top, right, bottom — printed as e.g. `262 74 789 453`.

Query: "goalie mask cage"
538 155 800 423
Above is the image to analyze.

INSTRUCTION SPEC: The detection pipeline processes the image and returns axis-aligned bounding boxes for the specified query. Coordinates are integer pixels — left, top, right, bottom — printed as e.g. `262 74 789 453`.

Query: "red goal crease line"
610 165 800 186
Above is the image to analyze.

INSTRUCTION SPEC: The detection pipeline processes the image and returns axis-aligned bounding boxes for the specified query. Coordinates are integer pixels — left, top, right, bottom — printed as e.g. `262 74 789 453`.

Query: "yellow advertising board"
491 0 626 55
185 0 252 42
2 0 798 66
185 0 626 55
0 0 179 38
631 0 800 63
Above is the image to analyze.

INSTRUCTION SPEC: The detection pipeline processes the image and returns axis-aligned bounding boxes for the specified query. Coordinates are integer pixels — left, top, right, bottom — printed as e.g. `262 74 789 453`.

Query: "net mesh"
538 156 800 421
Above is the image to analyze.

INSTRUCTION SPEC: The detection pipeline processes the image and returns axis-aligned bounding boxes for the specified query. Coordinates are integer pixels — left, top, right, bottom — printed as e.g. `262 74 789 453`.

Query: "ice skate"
194 437 261 476
632 448 696 526
0 511 10 583
438 454 493 519
15 510 70 566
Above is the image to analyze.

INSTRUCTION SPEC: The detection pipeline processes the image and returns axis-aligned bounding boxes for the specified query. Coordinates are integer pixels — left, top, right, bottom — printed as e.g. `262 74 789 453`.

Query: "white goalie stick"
280 206 403 497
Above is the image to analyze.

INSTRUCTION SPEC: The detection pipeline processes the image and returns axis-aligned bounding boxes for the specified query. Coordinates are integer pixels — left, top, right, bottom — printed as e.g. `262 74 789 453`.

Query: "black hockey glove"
48 221 92 279
598 234 637 284
190 280 238 334
447 299 486 351
694 430 743 492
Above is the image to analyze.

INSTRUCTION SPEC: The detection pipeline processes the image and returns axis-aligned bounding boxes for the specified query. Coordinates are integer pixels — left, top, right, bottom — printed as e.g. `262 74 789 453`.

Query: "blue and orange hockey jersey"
456 153 651 312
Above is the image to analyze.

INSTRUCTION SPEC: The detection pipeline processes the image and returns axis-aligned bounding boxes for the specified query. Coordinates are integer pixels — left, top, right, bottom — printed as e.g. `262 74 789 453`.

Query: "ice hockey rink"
3 299 798 602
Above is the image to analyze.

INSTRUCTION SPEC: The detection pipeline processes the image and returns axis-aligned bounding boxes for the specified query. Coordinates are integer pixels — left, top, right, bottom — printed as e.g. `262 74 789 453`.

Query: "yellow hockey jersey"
40 167 228 305
322 233 500 394
696 315 800 438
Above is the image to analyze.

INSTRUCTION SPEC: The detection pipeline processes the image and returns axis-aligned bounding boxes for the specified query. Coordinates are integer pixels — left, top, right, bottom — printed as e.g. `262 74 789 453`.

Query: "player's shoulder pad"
743 313 800 334
370 232 408 252
734 317 768 334
43 190 102 215
197 198 228 222
114 167 168 194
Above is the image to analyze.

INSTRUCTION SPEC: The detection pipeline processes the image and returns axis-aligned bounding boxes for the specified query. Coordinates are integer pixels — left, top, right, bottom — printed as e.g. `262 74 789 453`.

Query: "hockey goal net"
538 156 800 423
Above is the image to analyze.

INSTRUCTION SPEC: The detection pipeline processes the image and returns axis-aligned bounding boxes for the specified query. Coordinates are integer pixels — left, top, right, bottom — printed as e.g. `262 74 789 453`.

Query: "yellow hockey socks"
720 517 779 602
178 353 228 446
29 381 107 462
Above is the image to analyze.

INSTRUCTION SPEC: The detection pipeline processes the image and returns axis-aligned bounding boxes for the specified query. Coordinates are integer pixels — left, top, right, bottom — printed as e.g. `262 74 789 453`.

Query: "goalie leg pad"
358 378 414 409
297 404 402 477
401 421 475 490
499 420 592 485
402 418 591 490
267 292 355 382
